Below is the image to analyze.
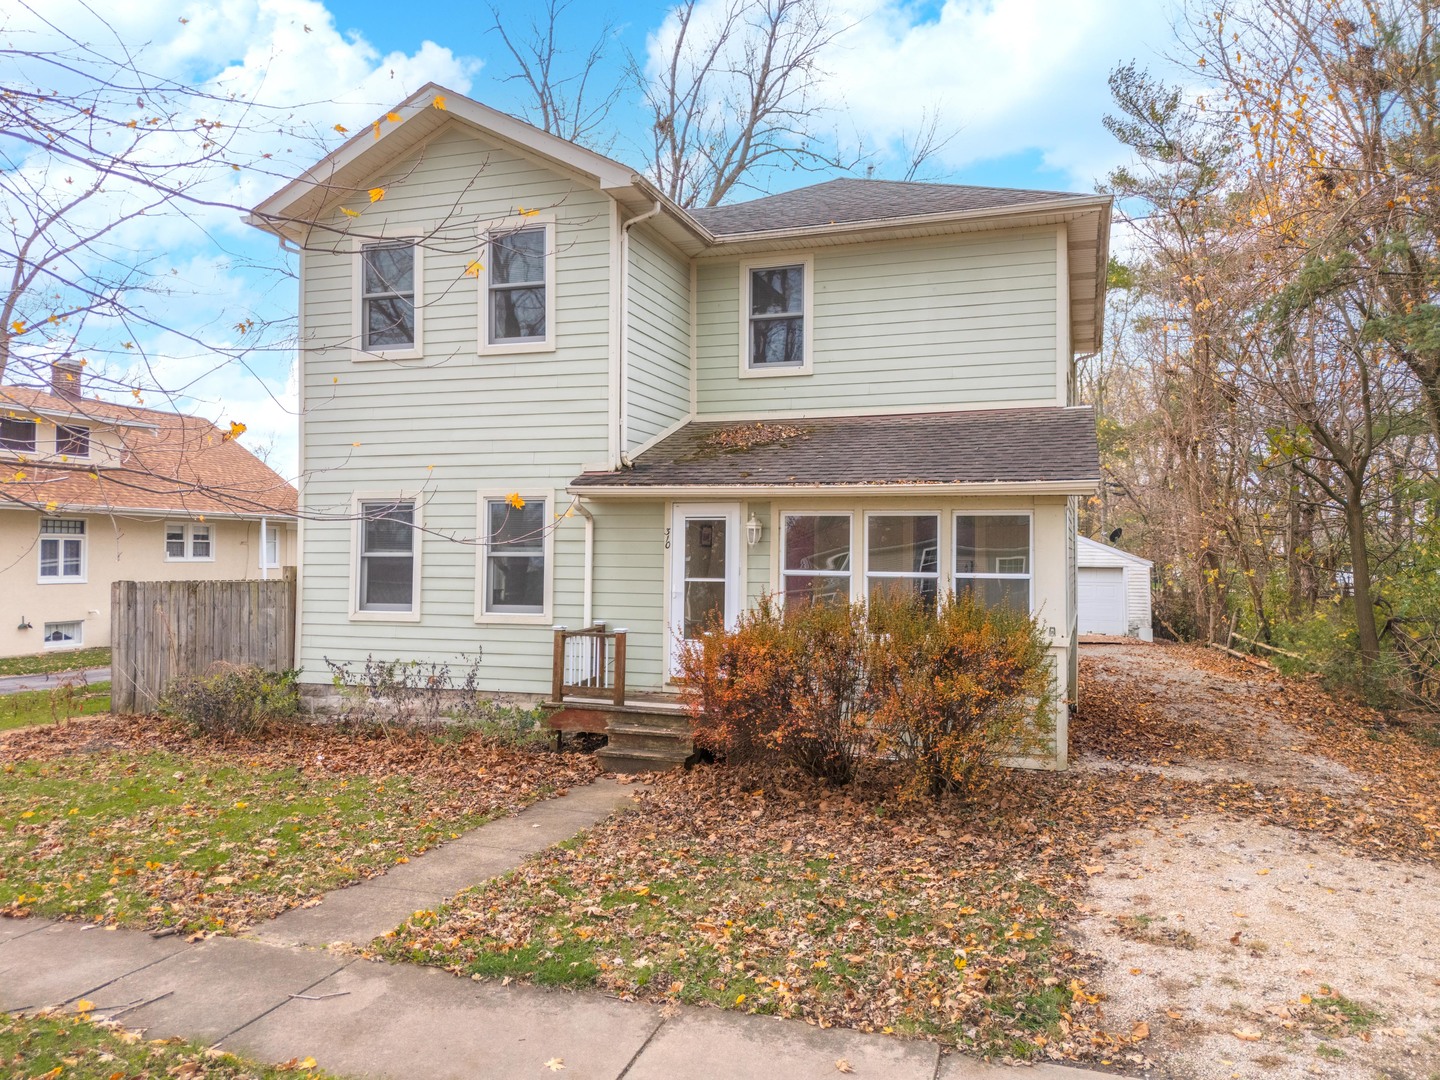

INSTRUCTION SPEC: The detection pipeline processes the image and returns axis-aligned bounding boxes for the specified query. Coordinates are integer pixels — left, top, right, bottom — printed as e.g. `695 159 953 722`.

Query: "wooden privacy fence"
110 571 296 714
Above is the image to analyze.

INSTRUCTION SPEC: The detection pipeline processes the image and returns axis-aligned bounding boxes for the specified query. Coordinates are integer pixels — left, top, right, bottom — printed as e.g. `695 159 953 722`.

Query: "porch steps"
544 700 694 773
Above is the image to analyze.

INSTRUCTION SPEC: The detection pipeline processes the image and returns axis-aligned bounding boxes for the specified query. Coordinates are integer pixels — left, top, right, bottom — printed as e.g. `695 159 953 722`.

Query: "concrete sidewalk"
0 778 1101 1079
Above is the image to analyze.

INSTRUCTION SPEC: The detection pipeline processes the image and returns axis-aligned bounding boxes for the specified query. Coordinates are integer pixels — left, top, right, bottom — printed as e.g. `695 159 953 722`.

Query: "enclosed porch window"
954 513 1032 611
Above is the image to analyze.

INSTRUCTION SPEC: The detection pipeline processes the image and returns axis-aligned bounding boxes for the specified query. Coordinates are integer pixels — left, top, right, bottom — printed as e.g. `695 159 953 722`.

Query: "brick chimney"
51 361 83 402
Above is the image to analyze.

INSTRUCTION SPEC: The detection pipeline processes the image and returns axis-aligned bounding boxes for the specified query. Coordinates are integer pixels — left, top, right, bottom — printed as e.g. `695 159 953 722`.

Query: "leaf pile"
0 715 598 933
0 1009 339 1079
698 422 811 454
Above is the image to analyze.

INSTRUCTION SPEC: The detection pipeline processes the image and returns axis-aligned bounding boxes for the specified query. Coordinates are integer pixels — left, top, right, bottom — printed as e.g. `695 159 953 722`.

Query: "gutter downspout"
574 499 596 627
617 201 663 464
260 517 269 580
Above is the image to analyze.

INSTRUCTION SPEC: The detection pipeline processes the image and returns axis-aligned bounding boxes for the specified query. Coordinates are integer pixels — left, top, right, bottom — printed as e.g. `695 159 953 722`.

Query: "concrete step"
596 744 693 774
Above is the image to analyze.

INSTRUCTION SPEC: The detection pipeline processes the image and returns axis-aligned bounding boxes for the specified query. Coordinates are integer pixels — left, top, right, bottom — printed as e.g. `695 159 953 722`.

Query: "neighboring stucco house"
249 84 1108 768
0 369 298 658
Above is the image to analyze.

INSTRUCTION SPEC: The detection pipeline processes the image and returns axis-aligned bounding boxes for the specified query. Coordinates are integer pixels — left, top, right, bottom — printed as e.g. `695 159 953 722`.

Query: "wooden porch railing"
551 624 628 705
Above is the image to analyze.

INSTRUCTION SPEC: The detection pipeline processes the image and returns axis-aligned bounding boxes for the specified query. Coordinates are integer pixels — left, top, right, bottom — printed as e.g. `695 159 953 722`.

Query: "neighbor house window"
742 256 812 375
481 496 547 616
781 513 852 607
954 514 1032 611
39 518 85 582
358 500 416 612
43 620 82 648
164 522 213 561
359 240 417 352
1 417 36 452
865 514 939 604
260 525 281 569
56 425 89 457
484 224 553 350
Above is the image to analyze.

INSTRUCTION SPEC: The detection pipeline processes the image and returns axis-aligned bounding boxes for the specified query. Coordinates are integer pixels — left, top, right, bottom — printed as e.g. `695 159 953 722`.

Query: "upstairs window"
56 424 89 457
165 522 213 561
484 222 554 352
39 518 85 582
1 417 36 452
742 256 812 376
358 240 421 356
357 500 417 613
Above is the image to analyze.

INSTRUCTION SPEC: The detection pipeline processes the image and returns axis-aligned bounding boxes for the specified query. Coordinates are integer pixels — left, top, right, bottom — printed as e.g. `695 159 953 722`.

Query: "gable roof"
1077 535 1153 567
0 386 297 518
248 85 1111 352
570 407 1100 494
689 178 1096 235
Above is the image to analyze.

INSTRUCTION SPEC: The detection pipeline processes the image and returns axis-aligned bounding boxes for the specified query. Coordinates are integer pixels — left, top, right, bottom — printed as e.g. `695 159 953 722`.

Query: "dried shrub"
322 654 499 732
159 663 299 737
678 593 1055 797
869 592 1056 801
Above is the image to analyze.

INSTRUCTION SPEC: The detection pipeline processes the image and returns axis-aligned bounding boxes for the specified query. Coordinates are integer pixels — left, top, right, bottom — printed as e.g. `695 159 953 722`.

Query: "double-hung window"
483 222 554 352
1 417 37 452
260 525 281 570
39 519 85 582
954 514 1032 611
357 500 417 613
742 256 812 376
165 522 212 561
358 240 420 356
480 496 548 617
780 513 852 607
865 513 939 605
56 424 89 457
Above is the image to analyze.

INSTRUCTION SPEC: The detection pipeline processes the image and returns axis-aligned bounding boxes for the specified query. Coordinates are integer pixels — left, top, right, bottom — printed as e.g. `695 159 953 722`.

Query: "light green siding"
589 500 667 688
696 228 1059 416
297 124 614 693
626 227 691 452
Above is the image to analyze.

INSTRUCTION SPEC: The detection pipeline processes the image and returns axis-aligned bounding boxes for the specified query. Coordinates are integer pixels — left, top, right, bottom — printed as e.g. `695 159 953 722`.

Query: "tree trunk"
1344 487 1381 672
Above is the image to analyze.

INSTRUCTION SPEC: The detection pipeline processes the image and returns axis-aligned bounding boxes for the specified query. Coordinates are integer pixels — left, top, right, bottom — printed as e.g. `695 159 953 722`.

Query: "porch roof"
570 407 1100 495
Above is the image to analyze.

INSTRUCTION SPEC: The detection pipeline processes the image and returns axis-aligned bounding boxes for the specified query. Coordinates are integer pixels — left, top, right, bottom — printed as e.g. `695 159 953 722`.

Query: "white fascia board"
567 479 1102 500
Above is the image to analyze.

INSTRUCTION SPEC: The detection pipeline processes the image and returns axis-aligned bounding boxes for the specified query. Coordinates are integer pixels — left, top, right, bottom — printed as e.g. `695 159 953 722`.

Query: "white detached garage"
1077 536 1153 640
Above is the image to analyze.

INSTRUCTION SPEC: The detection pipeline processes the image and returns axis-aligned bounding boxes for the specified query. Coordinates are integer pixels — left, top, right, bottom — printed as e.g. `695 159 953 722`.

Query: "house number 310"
663 527 671 550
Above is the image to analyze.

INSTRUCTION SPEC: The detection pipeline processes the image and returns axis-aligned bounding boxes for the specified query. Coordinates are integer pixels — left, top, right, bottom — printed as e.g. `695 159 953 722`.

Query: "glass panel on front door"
683 517 728 638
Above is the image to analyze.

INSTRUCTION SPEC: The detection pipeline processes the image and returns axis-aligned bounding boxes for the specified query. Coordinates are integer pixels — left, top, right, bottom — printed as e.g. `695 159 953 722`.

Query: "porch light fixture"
746 513 763 547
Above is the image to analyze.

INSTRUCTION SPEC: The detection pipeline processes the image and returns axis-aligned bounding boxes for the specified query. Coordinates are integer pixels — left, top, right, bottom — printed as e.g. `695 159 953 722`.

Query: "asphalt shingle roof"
688 178 1094 236
0 386 297 517
572 407 1100 490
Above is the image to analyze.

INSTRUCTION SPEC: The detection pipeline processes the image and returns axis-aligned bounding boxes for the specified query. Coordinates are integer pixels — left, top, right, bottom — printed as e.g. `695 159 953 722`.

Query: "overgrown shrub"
869 592 1056 800
159 663 299 737
678 592 1055 797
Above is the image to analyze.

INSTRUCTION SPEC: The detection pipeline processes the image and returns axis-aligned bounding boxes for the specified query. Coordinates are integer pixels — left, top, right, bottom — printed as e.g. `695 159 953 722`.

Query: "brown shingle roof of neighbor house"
0 385 297 517
571 407 1100 491
688 178 1098 236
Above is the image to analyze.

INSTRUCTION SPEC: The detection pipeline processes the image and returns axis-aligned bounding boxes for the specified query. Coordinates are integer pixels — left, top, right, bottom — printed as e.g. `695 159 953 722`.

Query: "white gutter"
617 201 663 462
574 499 596 627
566 479 1103 499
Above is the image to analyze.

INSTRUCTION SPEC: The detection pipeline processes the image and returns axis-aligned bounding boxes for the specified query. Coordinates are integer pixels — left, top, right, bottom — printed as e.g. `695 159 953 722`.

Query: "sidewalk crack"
614 1013 667 1080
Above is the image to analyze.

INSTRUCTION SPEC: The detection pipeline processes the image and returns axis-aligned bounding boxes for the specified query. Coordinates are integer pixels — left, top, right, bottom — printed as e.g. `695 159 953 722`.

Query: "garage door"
1078 567 1128 635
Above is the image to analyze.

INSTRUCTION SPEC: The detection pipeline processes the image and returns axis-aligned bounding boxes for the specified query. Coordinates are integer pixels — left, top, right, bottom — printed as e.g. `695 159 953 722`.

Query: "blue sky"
6 0 1182 477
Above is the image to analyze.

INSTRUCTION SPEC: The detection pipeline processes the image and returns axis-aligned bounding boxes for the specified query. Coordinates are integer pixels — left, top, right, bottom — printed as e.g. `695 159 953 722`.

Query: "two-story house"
249 84 1108 768
0 366 298 658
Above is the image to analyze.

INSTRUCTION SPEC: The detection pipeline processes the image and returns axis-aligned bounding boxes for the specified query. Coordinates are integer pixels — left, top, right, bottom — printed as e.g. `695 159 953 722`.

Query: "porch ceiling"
571 407 1100 494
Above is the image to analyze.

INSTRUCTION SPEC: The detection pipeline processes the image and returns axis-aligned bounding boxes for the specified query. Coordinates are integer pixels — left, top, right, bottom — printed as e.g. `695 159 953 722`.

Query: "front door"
668 503 743 677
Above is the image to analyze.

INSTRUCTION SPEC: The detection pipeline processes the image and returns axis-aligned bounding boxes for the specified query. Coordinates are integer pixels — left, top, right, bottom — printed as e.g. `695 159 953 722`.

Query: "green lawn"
0 1010 339 1078
0 682 111 731
0 645 109 677
0 716 599 933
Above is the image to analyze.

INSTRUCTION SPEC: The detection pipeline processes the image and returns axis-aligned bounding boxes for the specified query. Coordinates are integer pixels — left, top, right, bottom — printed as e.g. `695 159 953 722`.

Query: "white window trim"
777 510 855 606
475 489 555 625
862 509 943 604
351 235 425 362
953 510 1035 613
37 519 87 585
477 215 557 356
738 253 814 379
259 524 283 570
164 521 216 563
42 619 84 650
349 492 423 623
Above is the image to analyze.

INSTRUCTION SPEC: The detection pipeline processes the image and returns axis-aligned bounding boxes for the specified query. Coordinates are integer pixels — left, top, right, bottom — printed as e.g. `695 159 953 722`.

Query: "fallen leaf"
835 1059 854 1074
1131 1020 1150 1041
1232 1028 1262 1042
544 1058 565 1072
